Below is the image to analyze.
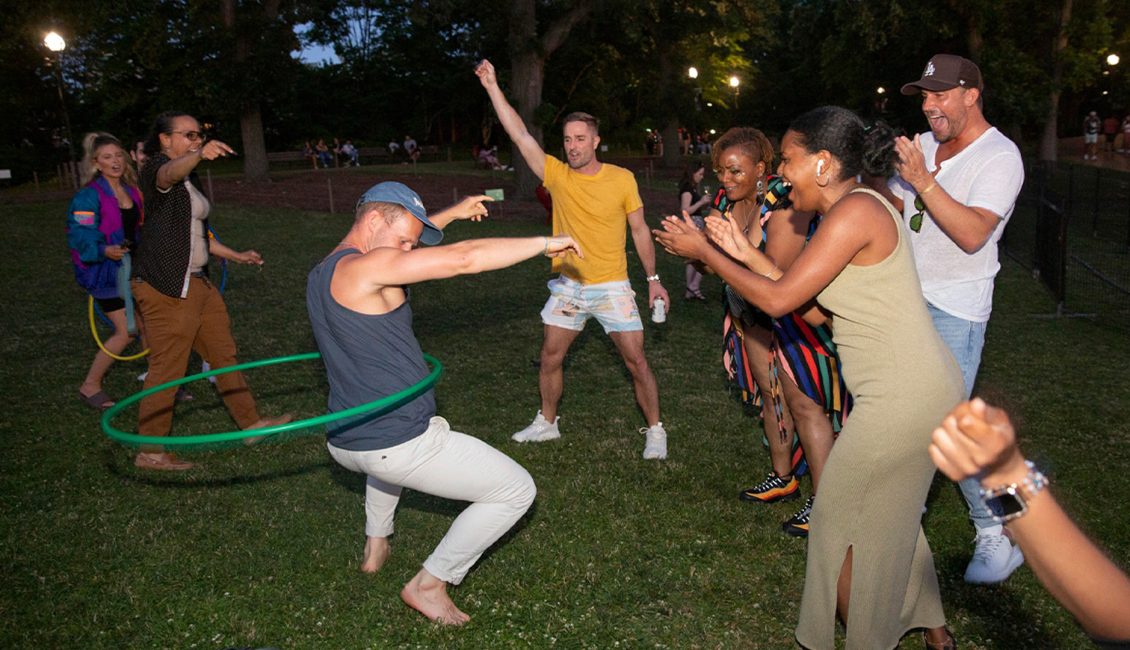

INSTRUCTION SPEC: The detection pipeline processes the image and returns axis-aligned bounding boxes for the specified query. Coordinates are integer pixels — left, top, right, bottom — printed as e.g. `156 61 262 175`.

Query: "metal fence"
1004 160 1130 331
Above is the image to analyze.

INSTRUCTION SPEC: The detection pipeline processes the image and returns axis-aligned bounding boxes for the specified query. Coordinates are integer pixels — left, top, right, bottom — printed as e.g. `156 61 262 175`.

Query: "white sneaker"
964 524 1024 584
511 411 560 442
641 422 667 460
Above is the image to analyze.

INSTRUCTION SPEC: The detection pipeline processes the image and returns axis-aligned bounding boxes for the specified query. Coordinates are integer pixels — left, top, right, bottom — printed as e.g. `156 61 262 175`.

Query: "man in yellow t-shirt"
477 59 669 460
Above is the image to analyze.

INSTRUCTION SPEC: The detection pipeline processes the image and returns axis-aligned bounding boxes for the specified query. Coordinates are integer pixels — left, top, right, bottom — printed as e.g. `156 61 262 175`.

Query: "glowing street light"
728 75 741 111
1107 53 1120 66
44 31 65 52
876 86 886 95
43 30 76 177
688 66 698 79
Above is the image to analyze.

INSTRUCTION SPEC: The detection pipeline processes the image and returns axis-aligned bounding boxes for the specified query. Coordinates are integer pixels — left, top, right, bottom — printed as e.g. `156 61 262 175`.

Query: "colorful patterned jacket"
66 176 143 299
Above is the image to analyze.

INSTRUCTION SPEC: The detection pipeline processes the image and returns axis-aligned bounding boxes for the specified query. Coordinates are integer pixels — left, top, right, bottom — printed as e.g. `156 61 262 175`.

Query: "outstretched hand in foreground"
929 398 1130 642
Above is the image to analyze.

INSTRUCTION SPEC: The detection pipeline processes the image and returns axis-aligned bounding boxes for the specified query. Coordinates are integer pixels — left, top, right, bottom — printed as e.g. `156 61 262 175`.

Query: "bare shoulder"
813 192 893 245
330 248 407 312
826 190 891 223
330 247 391 288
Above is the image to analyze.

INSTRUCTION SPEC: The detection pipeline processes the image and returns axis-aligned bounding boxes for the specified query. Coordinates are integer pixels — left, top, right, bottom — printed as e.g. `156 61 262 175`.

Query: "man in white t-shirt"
879 54 1025 585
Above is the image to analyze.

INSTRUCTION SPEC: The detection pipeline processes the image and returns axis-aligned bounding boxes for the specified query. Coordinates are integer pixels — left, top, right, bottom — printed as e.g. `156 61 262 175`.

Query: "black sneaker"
739 471 800 503
782 495 815 537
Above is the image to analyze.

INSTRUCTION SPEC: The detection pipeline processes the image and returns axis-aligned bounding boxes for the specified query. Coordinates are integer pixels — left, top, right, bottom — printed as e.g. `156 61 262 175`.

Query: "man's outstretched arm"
476 59 546 180
353 236 582 290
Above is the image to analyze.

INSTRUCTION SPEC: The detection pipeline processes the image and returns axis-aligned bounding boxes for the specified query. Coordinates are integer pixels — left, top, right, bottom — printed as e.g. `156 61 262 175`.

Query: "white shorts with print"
539 276 643 333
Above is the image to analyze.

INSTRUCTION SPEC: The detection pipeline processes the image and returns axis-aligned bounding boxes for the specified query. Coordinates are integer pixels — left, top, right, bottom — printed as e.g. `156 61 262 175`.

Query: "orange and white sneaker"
739 471 800 503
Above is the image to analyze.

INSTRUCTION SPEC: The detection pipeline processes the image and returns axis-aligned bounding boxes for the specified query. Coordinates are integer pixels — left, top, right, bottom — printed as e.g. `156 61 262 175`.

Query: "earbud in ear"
816 160 825 175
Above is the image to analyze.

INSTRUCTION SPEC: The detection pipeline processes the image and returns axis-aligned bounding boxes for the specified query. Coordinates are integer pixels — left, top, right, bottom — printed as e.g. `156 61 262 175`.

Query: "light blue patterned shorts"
539 276 642 333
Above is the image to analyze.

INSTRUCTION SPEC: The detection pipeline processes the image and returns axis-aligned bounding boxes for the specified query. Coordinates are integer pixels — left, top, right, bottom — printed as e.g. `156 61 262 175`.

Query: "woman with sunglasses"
130 111 291 471
656 106 961 649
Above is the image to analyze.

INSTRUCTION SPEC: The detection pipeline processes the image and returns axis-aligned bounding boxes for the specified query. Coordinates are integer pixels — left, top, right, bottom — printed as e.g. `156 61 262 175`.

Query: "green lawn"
2 199 1127 648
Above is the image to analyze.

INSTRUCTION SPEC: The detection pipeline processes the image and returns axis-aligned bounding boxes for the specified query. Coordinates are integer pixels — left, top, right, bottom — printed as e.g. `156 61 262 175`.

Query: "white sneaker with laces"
964 524 1024 584
511 411 560 442
641 422 667 460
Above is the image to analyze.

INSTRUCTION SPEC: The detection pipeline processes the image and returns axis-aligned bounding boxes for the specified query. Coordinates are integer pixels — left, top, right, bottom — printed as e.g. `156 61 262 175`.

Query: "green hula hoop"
101 352 442 449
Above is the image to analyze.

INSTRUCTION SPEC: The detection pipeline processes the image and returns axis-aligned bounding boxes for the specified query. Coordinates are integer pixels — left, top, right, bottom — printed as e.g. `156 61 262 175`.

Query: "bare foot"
360 536 390 573
243 413 295 446
400 569 470 625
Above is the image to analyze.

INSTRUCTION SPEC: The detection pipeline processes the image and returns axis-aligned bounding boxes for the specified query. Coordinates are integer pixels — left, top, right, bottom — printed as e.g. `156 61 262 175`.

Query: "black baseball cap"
901 54 983 95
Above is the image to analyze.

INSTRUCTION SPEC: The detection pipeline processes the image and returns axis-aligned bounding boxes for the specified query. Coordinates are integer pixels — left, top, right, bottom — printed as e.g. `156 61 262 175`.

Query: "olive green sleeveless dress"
794 188 963 649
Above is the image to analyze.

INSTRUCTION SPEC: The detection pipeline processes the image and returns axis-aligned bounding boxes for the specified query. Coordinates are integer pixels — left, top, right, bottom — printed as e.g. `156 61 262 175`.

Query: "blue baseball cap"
356 181 442 245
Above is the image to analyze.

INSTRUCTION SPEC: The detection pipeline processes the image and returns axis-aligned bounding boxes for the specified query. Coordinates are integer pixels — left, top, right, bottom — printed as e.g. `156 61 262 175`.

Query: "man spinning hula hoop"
306 182 581 625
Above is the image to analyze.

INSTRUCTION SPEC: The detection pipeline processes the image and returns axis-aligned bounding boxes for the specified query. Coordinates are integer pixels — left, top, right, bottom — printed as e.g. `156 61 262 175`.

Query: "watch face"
984 487 1027 522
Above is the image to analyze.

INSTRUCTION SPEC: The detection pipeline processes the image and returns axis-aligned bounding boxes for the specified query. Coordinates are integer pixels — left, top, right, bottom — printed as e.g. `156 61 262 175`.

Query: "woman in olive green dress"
655 106 961 650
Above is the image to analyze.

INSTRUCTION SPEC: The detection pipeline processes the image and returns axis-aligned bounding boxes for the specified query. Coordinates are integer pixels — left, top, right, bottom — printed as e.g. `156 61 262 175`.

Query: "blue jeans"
927 304 994 529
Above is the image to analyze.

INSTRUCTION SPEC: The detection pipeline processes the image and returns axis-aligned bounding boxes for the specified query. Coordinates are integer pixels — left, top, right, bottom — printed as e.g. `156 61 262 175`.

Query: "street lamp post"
688 66 700 155
729 75 740 111
44 30 76 187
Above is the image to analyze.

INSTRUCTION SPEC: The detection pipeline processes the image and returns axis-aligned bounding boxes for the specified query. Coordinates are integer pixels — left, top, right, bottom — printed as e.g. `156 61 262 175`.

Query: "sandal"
79 390 115 411
923 628 956 650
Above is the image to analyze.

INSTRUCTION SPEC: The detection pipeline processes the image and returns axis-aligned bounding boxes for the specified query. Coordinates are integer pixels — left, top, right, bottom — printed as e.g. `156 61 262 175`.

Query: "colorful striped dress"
714 188 851 464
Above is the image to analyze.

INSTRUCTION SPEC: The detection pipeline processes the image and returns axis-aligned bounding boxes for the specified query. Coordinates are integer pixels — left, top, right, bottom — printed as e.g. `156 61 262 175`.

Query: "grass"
2 197 1128 649
1005 162 1130 330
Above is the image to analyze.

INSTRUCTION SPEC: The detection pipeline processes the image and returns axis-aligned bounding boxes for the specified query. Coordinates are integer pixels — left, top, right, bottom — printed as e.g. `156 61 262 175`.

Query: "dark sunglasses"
910 194 926 233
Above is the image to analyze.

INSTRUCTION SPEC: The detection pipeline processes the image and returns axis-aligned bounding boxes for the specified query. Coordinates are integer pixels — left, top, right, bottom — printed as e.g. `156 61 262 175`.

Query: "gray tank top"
306 248 436 451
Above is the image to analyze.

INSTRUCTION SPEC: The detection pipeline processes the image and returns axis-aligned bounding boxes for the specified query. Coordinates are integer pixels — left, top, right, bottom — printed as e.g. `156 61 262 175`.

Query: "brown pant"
133 276 259 447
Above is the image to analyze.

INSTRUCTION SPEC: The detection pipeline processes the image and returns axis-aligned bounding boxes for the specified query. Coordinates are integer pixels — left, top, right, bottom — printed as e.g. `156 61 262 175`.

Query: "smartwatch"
979 460 1048 523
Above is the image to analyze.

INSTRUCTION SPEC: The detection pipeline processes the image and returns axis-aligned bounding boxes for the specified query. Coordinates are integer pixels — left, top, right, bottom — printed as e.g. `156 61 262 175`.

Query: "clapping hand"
653 212 709 260
704 212 753 263
893 134 931 190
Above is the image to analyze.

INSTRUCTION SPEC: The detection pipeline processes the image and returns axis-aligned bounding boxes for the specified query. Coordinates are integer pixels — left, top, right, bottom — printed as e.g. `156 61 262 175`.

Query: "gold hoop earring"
815 171 830 188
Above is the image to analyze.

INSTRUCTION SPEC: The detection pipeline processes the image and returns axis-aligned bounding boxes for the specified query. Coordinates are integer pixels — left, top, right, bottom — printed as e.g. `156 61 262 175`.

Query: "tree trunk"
240 106 269 182
662 121 681 169
222 0 273 183
507 0 592 200
510 47 545 199
1039 0 1073 162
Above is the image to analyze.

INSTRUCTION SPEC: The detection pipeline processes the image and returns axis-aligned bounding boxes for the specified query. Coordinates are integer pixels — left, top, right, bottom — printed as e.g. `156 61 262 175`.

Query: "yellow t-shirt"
543 155 644 285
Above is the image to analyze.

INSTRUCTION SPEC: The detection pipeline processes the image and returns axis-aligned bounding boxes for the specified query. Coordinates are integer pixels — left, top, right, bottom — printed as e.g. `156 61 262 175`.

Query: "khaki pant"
132 276 259 448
